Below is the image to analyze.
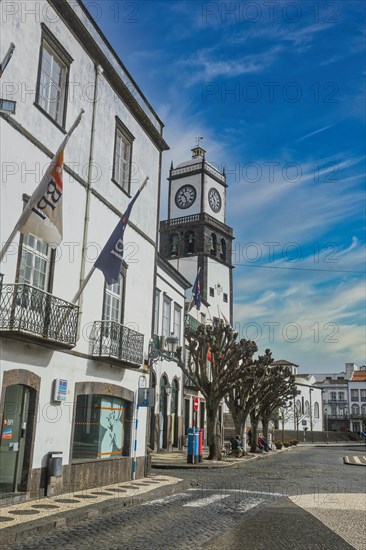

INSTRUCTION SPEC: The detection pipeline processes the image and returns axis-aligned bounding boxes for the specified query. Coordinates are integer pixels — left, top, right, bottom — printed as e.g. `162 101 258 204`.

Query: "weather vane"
195 136 203 147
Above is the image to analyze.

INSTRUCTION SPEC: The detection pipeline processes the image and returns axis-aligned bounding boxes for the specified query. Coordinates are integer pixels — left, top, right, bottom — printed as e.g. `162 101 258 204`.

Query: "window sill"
71 455 130 464
111 178 131 198
33 102 67 134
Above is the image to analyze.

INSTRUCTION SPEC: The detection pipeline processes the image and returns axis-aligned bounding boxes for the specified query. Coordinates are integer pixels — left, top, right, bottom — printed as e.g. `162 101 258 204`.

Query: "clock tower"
160 146 234 324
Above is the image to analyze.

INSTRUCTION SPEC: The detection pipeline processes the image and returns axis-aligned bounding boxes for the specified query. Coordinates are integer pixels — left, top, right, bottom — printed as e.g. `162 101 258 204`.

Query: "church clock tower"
160 145 234 324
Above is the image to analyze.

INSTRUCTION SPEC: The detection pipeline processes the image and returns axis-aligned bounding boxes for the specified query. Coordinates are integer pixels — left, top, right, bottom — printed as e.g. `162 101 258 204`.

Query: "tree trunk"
250 411 259 453
206 405 221 460
262 415 269 442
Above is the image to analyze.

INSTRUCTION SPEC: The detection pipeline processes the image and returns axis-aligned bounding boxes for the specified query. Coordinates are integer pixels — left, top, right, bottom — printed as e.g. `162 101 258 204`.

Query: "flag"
207 347 212 363
94 177 149 284
19 148 65 245
219 307 230 326
16 110 84 247
192 268 201 310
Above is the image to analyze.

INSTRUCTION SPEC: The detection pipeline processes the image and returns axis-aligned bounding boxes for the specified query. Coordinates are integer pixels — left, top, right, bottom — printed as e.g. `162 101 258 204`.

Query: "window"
314 402 319 418
200 312 206 324
210 233 217 256
305 400 310 415
113 119 134 193
361 404 366 415
220 239 227 262
330 391 336 401
209 287 214 297
338 392 344 401
18 234 52 291
351 389 359 402
103 277 124 323
170 233 179 256
72 394 130 460
173 304 182 345
154 289 160 335
162 296 171 337
185 231 195 254
351 404 360 415
212 316 220 328
223 293 228 303
36 26 72 127
360 389 366 402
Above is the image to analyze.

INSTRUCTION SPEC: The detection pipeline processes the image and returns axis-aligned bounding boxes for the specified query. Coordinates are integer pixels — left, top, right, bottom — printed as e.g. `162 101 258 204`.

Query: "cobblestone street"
2 445 365 549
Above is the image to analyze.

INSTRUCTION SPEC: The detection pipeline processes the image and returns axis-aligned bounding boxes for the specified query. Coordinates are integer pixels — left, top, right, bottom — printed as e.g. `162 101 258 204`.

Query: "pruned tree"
177 321 257 460
225 349 273 449
258 366 298 443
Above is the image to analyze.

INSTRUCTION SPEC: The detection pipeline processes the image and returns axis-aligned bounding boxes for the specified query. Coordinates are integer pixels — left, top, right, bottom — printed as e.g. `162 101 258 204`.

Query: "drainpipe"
76 64 101 339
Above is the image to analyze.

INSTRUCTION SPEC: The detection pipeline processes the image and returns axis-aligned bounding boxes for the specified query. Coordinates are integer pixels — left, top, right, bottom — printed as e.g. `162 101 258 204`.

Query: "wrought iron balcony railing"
185 314 202 333
0 283 78 347
91 321 144 366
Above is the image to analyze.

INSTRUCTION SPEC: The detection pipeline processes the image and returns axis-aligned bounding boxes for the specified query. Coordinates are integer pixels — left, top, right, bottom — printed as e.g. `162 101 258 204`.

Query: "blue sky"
85 0 365 373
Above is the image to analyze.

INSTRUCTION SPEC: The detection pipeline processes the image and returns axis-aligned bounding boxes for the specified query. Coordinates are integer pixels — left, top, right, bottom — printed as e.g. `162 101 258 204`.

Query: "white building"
0 0 168 500
314 363 366 434
270 362 323 436
149 254 191 451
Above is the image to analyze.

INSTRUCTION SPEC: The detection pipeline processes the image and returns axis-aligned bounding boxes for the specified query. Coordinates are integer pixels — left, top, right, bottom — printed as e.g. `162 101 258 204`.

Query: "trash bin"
48 451 63 477
187 428 194 464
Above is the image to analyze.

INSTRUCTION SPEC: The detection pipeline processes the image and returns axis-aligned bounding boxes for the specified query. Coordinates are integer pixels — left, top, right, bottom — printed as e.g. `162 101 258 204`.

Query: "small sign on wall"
53 379 68 402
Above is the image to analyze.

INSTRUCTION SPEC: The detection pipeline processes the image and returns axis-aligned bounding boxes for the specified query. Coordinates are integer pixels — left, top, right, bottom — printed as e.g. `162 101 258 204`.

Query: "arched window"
295 399 301 415
169 233 179 256
314 402 319 419
305 400 310 416
185 231 195 254
352 404 360 415
210 233 217 256
220 239 227 262
361 404 366 416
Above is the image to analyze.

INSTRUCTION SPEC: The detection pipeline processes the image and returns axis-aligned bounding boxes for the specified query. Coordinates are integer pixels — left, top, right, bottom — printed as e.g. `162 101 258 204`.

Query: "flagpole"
71 265 96 304
0 109 84 264
70 176 149 304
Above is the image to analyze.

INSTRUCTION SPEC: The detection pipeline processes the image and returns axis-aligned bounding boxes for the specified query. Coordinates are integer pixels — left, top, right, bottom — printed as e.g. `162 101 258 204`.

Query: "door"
0 385 31 494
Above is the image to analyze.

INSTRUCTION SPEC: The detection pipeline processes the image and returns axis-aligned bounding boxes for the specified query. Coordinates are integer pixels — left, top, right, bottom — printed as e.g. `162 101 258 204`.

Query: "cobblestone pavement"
3 446 365 550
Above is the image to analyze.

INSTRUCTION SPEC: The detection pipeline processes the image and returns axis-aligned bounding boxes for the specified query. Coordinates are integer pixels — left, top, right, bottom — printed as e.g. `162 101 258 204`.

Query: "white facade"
281 375 323 434
150 256 190 450
0 0 168 498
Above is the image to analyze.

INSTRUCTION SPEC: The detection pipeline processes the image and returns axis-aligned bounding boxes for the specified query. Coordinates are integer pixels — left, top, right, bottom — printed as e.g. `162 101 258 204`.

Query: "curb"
0 479 186 546
152 447 293 470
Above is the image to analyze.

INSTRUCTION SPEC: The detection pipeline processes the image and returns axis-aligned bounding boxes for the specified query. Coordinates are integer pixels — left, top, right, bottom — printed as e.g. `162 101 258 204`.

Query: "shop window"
72 394 130 460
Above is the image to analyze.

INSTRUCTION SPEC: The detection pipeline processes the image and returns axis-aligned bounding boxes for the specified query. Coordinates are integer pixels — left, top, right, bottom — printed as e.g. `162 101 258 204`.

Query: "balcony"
0 283 78 348
184 374 198 389
185 314 202 333
161 212 233 236
91 321 144 366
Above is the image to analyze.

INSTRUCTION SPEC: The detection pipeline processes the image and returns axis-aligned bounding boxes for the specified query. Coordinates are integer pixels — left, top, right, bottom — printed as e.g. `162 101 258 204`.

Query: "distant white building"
0 0 168 500
315 363 366 434
271 361 323 436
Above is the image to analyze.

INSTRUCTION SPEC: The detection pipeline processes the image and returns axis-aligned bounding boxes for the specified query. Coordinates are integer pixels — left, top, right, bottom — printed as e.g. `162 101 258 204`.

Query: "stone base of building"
24 456 147 501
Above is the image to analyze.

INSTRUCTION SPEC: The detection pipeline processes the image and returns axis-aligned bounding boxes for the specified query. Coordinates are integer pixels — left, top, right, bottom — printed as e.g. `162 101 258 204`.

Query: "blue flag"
192 269 201 310
94 177 148 284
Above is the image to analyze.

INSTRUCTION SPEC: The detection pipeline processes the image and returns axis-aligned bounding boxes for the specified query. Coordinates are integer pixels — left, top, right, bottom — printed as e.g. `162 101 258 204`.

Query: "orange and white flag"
17 110 84 247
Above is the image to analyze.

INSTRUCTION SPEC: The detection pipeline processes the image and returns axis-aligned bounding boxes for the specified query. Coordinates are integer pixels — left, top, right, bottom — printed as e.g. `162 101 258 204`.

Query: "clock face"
175 185 196 209
208 188 222 213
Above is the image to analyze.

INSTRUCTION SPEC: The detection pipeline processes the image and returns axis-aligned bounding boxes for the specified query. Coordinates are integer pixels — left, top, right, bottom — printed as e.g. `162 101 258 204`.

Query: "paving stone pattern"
2 446 365 550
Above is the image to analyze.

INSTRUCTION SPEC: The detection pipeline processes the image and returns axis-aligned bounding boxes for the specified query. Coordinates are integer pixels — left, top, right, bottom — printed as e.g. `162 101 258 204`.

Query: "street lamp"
149 336 179 364
309 388 314 443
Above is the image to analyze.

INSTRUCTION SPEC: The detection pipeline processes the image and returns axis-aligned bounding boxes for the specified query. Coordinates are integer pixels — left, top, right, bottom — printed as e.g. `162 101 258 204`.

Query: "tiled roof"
351 371 366 381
